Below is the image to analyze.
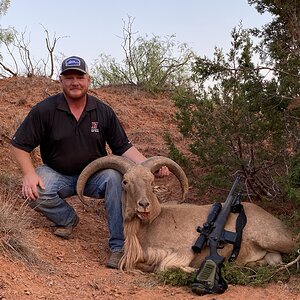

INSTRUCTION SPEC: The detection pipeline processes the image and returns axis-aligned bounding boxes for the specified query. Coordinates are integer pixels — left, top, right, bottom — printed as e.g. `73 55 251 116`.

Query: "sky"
0 0 272 76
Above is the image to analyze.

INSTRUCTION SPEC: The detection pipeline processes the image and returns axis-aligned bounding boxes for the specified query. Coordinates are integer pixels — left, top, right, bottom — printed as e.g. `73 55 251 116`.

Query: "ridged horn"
141 156 189 202
76 155 135 205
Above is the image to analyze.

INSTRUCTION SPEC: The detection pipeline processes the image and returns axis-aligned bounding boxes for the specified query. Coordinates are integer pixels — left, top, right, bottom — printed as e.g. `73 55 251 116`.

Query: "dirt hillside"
0 77 299 300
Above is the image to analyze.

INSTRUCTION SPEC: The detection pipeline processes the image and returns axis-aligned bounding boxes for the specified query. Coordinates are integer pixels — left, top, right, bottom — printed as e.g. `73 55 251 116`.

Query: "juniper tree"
173 24 300 201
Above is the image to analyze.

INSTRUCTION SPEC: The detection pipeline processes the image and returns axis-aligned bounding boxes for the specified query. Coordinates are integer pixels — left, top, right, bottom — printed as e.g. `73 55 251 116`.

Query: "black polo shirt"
11 93 133 175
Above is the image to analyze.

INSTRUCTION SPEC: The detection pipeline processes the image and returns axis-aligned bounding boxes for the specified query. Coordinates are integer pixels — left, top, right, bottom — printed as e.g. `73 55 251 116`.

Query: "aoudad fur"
76 155 296 272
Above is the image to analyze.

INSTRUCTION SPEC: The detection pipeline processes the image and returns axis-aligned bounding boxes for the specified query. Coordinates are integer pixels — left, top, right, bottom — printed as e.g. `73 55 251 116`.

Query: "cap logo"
65 57 81 67
60 56 87 74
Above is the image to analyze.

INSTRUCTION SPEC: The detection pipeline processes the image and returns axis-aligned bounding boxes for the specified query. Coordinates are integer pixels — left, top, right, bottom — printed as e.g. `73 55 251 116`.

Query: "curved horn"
141 156 189 202
76 155 135 205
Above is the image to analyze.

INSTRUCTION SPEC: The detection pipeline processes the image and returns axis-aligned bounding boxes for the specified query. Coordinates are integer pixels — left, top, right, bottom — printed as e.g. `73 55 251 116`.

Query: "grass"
155 267 195 287
0 185 38 264
0 172 20 191
154 244 300 288
223 260 298 287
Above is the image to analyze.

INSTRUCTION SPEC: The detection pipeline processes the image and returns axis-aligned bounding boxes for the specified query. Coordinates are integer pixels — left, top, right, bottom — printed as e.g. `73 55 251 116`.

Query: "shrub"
91 17 194 93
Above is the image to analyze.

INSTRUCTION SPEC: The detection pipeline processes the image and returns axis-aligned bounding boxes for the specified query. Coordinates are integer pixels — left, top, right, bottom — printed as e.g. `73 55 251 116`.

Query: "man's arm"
10 145 45 200
121 146 147 164
121 146 170 177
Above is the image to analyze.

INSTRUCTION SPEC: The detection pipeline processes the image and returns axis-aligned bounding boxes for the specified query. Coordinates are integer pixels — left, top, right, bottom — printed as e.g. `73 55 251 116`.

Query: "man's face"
59 70 91 100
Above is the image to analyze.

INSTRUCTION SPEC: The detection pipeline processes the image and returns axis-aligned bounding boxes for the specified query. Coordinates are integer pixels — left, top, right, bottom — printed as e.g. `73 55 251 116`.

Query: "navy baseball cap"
60 56 88 75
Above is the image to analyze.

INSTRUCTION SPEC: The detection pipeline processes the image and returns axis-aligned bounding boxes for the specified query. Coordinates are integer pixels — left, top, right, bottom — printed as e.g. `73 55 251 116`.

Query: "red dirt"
0 77 299 300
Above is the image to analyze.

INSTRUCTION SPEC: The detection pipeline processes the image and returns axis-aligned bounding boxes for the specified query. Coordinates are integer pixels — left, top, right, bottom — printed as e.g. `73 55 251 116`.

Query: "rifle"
192 202 222 253
191 175 245 295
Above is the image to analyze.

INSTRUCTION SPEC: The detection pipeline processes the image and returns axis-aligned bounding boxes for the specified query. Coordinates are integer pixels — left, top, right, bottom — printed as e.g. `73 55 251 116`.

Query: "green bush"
289 153 300 188
155 268 195 287
172 25 300 204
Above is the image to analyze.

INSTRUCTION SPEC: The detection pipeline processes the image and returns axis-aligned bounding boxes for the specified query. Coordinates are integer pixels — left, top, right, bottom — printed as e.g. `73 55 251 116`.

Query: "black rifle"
191 175 243 296
192 202 222 253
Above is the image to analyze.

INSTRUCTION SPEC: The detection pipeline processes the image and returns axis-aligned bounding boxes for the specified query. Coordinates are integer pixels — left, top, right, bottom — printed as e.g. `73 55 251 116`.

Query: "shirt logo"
91 122 99 133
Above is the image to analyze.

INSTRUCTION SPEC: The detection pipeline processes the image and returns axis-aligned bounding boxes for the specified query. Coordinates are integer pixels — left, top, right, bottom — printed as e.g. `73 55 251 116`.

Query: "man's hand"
22 172 45 200
154 166 170 178
10 146 45 200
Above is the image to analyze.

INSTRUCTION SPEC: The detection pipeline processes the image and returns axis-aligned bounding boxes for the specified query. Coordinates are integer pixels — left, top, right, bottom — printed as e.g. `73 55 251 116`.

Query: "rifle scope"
192 202 222 253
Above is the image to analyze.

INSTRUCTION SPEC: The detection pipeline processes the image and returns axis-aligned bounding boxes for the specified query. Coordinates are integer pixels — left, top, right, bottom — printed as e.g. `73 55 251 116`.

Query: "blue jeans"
29 164 124 252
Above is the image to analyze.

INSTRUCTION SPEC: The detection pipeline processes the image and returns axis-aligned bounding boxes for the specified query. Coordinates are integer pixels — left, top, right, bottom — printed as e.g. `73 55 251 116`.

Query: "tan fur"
76 156 296 272
121 196 295 272
119 217 144 271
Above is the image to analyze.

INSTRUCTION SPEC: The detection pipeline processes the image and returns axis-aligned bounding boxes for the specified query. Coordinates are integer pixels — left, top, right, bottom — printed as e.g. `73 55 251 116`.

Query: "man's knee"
28 195 63 210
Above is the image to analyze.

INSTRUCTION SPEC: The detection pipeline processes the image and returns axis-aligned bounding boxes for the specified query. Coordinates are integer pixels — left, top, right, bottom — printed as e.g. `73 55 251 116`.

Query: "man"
10 56 169 269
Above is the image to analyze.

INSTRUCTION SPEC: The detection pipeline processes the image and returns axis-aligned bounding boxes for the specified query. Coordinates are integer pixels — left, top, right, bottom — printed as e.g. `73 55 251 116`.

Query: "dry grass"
0 186 38 264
